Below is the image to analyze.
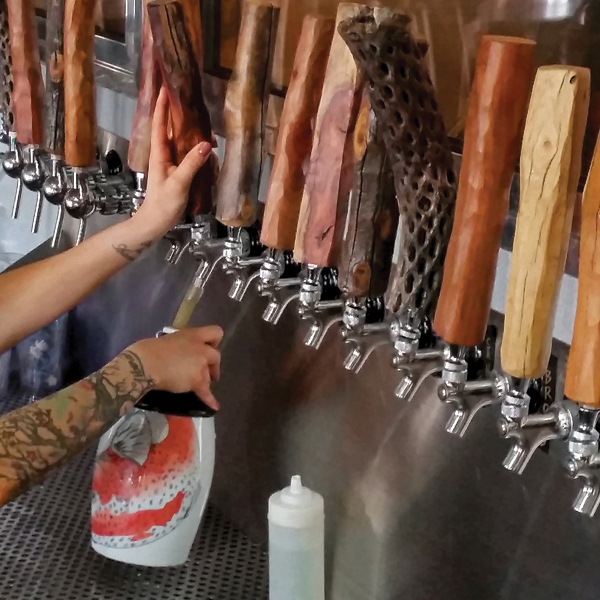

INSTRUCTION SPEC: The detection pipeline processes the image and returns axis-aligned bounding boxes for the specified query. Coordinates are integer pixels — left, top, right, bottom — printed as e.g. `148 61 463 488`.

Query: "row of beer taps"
4 0 600 517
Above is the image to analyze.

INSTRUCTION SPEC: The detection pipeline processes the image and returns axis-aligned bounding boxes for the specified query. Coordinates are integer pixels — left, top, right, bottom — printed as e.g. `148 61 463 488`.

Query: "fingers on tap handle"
501 66 590 381
215 0 279 228
433 36 536 348
565 129 600 409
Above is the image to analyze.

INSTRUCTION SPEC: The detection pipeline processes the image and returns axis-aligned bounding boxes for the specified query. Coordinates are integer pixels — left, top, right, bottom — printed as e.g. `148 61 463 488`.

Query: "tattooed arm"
0 326 223 506
0 88 212 354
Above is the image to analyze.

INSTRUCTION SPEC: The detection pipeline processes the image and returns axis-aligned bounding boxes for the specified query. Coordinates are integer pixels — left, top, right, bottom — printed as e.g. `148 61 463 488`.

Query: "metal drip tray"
0 396 268 600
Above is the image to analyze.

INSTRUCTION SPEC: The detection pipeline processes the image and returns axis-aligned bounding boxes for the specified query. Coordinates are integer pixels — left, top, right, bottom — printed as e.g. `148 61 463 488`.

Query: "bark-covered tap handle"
148 0 213 218
0 1 14 132
501 66 589 380
260 15 335 251
293 3 366 267
6 0 44 145
64 0 97 167
215 0 279 227
339 10 456 324
44 0 65 155
433 36 536 348
337 93 398 298
127 1 161 176
565 131 600 408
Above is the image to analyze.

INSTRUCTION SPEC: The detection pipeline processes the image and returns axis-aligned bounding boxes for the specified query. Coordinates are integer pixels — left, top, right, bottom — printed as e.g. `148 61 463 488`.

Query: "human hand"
129 326 224 410
131 86 214 238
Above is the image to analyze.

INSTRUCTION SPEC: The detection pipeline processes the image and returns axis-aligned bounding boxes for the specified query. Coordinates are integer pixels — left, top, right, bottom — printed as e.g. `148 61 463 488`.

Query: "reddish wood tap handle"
432 36 536 348
6 0 44 145
565 132 600 408
127 2 161 175
293 2 365 267
45 0 65 155
501 66 589 380
260 15 335 251
215 0 279 227
178 0 203 71
64 0 97 167
148 0 214 218
337 95 398 298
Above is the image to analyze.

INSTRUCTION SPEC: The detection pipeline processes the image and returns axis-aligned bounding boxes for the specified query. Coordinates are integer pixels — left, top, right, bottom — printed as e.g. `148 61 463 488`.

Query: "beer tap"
495 66 589 474
338 10 456 396
227 15 334 307
5 0 45 225
0 1 12 148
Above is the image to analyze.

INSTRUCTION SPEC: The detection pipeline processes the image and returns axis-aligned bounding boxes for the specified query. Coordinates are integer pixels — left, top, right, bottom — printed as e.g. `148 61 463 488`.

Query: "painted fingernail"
198 142 211 155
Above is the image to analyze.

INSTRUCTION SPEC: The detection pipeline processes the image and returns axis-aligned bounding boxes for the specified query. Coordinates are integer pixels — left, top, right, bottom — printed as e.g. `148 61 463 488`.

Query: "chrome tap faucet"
64 169 95 245
43 155 68 247
21 145 46 233
3 131 23 219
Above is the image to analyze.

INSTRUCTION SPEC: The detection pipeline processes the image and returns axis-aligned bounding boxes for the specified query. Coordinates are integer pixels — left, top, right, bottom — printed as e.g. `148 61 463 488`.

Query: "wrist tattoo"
0 350 155 505
113 240 153 262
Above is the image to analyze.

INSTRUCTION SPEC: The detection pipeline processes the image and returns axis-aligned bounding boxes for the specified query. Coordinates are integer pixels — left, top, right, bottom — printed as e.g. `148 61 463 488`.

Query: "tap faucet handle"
215 1 279 228
339 9 456 326
501 66 589 382
0 2 14 138
433 36 536 348
261 15 334 252
148 0 214 219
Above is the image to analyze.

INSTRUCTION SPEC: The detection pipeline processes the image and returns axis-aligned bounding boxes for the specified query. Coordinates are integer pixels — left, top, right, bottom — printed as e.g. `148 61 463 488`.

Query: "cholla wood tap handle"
433 36 536 347
260 15 335 251
148 0 214 217
337 95 398 298
45 0 65 155
6 0 44 145
501 66 589 380
339 10 456 323
127 2 160 175
64 0 97 167
0 1 14 131
565 133 600 408
215 0 279 227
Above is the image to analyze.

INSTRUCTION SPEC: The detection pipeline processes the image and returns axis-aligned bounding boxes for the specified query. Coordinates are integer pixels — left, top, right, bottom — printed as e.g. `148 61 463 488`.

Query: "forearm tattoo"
112 240 153 262
0 350 155 506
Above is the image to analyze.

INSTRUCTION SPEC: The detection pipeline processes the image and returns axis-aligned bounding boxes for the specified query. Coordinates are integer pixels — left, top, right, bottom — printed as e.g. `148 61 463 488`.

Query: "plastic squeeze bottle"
268 475 325 600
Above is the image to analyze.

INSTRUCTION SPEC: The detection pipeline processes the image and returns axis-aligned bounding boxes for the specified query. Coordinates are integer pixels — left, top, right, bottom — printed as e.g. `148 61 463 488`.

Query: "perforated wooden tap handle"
127 1 161 175
44 0 65 155
433 36 536 347
64 0 97 167
6 0 44 145
0 2 14 132
260 15 334 251
215 0 279 227
501 66 589 380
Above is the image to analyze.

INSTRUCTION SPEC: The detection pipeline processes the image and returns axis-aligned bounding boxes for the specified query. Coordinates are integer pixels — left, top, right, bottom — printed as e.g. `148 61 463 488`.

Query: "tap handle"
293 3 365 268
6 0 44 145
501 66 589 380
433 36 536 347
177 0 204 71
565 129 600 408
261 15 334 251
337 94 398 298
44 0 65 156
0 2 14 134
127 1 161 177
339 9 456 324
64 0 97 167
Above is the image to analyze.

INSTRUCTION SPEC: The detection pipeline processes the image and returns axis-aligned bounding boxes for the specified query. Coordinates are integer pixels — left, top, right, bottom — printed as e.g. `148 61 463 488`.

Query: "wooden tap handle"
501 66 590 380
337 95 398 298
127 2 161 175
45 0 65 155
433 36 536 348
148 0 214 217
64 0 97 167
260 15 335 251
6 0 44 145
215 0 279 227
178 0 204 71
565 133 600 408
293 2 365 267
0 1 14 131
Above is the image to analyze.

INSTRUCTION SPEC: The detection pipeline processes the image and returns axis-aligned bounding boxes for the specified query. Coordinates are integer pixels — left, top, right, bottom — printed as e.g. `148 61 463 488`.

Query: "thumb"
172 141 212 188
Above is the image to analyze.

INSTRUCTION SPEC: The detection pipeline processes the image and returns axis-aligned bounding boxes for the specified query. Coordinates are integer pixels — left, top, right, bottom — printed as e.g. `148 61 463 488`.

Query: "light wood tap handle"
293 2 365 267
44 0 65 155
64 0 97 167
127 1 161 175
148 0 214 217
501 66 589 380
6 0 44 145
564 132 600 408
260 15 335 251
215 0 279 227
433 35 536 347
